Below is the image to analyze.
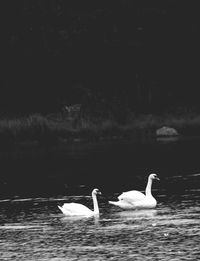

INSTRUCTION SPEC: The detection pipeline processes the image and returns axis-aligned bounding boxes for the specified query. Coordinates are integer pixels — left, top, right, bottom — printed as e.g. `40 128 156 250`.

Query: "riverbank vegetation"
1 110 200 147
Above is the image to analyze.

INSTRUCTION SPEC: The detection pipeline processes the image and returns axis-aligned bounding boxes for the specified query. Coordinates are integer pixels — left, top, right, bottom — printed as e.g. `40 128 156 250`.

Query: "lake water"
0 137 200 260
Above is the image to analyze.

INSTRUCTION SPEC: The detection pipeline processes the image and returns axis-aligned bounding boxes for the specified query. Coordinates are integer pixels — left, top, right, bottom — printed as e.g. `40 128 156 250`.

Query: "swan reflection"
60 214 100 225
115 209 158 219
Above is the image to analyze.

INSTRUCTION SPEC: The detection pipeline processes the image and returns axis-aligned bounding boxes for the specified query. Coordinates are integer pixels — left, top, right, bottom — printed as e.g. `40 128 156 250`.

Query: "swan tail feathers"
108 201 120 206
58 205 63 212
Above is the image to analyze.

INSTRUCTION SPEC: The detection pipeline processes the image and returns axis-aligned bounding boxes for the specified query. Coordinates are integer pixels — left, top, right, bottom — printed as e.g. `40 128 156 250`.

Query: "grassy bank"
1 112 200 147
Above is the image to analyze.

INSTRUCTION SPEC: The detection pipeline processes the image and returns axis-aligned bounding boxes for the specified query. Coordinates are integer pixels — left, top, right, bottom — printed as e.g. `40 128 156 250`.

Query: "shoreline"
1 112 200 147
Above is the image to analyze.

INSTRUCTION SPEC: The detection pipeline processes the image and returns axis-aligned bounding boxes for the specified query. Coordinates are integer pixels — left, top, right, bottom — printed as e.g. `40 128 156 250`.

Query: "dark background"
0 0 199 115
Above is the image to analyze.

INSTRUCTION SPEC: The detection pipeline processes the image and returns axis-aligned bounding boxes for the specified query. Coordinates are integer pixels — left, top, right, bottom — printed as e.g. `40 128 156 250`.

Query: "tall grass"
0 114 56 146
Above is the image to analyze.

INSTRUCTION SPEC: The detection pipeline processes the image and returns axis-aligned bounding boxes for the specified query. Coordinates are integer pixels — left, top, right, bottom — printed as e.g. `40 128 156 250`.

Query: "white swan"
109 173 160 209
58 188 101 216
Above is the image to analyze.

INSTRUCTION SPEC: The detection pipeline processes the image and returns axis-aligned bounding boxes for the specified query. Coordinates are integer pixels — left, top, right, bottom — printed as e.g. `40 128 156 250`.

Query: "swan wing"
118 190 146 203
61 203 93 215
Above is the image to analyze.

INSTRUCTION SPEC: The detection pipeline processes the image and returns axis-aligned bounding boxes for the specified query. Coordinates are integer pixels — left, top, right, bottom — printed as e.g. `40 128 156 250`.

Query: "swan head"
92 188 101 195
149 173 160 181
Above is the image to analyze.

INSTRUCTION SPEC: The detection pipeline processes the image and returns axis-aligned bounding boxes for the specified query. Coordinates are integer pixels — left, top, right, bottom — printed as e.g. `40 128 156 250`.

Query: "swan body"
109 173 160 209
58 188 101 216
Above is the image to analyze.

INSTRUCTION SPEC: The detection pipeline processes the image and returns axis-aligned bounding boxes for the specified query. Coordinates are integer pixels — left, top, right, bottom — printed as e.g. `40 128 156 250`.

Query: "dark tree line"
0 0 200 115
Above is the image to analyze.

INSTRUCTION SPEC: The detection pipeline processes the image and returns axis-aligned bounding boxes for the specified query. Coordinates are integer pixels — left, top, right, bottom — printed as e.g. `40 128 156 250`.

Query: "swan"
58 188 101 216
109 173 160 209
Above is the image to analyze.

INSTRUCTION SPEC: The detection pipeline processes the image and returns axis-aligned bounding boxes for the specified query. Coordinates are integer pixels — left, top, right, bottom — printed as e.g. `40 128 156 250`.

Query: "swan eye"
152 174 160 180
150 173 158 179
96 189 101 194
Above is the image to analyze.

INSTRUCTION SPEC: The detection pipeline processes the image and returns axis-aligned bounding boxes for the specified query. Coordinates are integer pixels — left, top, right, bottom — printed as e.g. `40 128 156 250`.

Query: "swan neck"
92 193 99 214
145 177 153 197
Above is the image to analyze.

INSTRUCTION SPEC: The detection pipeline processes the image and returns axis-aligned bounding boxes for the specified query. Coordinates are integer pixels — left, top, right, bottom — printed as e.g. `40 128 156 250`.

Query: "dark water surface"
0 137 200 260
1 136 200 197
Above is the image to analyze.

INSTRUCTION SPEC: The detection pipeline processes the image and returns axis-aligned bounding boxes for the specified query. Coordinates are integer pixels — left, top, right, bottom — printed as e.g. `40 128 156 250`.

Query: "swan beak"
155 177 160 180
